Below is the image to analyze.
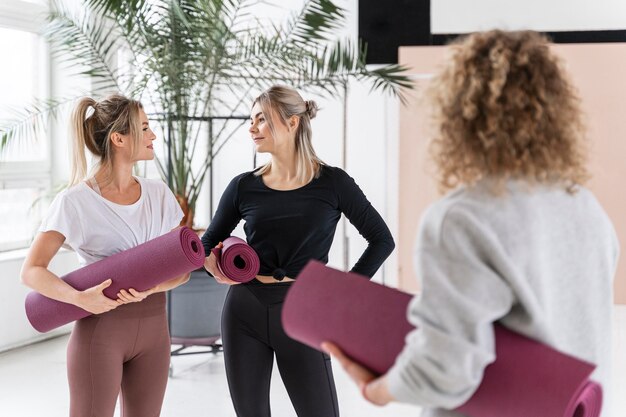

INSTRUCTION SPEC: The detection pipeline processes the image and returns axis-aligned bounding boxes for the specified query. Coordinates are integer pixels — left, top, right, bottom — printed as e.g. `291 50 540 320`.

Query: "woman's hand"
74 279 122 314
204 242 241 285
116 287 156 304
322 342 396 406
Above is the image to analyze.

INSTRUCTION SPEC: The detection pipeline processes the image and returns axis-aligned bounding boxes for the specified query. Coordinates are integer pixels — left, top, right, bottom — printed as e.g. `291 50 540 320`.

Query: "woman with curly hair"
324 30 619 417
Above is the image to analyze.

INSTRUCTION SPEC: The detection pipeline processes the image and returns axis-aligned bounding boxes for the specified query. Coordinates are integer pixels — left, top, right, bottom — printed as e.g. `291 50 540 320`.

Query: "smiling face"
110 107 156 162
135 108 156 161
249 101 298 155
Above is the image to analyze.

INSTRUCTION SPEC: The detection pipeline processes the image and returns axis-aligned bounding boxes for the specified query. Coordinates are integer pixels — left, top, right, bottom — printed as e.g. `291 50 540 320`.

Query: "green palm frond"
233 34 411 103
82 0 147 19
288 0 346 46
2 0 414 228
47 3 126 92
0 98 69 158
301 40 413 103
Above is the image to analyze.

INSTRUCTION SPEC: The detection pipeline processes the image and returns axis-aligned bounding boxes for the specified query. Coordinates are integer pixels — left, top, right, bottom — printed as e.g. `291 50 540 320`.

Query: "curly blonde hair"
428 30 589 193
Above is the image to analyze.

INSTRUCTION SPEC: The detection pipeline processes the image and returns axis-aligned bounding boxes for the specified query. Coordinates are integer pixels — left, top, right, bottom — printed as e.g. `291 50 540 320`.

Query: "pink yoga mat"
25 227 205 333
282 260 602 417
210 236 260 283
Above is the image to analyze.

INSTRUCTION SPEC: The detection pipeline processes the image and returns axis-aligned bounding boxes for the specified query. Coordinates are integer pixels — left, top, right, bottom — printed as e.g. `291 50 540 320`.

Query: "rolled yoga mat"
25 227 205 333
210 236 260 283
282 260 602 417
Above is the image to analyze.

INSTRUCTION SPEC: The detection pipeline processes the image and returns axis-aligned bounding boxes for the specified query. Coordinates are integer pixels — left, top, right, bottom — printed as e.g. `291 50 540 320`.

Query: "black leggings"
221 280 339 417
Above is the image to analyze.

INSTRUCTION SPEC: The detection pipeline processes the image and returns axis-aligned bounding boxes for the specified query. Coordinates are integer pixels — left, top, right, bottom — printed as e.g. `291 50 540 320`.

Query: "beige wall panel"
398 43 626 304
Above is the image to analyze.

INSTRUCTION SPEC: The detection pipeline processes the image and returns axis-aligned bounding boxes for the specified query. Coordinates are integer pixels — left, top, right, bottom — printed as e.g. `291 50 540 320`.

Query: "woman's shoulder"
419 186 485 233
238 169 259 180
134 176 172 197
43 183 93 217
319 164 344 176
316 164 350 183
57 182 92 204
231 170 261 187
136 176 166 187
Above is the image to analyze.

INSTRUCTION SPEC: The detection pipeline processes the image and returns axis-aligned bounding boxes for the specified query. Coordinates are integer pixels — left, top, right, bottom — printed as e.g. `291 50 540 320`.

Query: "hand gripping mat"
210 236 260 283
25 227 205 333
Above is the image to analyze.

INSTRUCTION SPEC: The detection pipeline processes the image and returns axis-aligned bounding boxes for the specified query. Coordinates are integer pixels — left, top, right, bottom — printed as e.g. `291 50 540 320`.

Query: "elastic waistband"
247 278 294 287
239 281 293 306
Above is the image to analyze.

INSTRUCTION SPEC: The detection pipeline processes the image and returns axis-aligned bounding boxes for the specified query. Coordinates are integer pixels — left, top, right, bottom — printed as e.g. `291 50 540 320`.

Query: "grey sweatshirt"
386 180 619 417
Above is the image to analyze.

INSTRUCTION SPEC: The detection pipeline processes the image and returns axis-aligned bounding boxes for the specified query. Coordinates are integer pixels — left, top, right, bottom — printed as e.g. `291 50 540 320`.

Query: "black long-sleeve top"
201 165 395 279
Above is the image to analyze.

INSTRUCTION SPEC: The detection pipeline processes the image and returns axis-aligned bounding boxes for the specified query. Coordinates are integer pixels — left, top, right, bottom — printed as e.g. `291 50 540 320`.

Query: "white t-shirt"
39 177 184 267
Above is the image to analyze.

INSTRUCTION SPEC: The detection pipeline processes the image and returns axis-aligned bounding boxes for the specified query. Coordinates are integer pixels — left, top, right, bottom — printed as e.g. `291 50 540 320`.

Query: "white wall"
343 1 399 285
432 0 626 33
0 249 77 352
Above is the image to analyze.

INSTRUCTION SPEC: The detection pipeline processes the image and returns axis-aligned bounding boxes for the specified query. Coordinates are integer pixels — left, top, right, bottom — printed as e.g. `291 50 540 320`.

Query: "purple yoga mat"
210 236 260 283
282 260 602 417
25 227 205 333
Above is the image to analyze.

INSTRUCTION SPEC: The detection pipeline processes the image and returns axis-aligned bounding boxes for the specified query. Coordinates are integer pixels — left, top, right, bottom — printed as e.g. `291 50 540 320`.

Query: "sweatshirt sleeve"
386 203 515 409
334 168 395 278
201 175 243 256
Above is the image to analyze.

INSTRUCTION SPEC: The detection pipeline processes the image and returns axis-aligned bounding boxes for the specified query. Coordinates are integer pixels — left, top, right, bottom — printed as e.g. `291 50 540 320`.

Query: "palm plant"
0 0 412 228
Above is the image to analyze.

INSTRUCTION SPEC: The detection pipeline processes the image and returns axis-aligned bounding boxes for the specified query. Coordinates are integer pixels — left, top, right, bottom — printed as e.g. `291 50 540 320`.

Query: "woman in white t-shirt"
21 94 187 417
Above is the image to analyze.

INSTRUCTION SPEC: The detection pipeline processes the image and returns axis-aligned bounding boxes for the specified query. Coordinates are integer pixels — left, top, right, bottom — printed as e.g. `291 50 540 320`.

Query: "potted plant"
1 0 412 230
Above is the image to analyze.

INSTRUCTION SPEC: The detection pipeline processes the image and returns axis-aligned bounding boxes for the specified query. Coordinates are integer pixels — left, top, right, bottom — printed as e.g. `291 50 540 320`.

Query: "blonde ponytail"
70 97 97 186
68 94 143 187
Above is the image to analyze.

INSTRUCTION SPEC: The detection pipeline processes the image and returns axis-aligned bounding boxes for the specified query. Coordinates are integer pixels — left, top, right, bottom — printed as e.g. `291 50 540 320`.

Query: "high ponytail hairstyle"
69 94 144 186
253 85 324 184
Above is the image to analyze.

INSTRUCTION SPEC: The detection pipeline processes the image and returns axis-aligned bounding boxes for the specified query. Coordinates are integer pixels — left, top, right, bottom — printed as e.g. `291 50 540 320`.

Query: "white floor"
1 306 625 417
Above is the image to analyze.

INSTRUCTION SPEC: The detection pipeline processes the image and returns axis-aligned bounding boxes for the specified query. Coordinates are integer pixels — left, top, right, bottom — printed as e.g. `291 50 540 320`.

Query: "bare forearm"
153 273 190 293
21 266 81 306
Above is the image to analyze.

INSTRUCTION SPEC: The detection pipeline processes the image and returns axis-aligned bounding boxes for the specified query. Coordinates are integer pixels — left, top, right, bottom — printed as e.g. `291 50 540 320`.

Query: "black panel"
358 1 626 64
432 30 626 46
358 0 431 64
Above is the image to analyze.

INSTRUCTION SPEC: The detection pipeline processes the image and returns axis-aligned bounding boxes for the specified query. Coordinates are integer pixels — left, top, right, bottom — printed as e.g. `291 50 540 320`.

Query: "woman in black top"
202 85 394 417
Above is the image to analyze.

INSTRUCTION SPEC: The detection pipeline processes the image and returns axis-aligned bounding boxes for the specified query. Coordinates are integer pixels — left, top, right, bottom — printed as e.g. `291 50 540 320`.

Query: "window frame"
0 0 52 252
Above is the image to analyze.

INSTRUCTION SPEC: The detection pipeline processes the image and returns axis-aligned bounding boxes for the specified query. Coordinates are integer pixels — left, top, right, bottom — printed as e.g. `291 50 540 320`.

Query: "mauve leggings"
67 292 170 417
222 280 340 417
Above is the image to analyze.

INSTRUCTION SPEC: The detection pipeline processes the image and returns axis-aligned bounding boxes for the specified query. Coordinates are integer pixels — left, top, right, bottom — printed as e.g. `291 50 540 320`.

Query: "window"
0 27 48 162
0 0 50 252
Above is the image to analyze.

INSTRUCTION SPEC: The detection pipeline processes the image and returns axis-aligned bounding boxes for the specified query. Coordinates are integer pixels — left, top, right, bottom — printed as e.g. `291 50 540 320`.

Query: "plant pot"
167 268 229 346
